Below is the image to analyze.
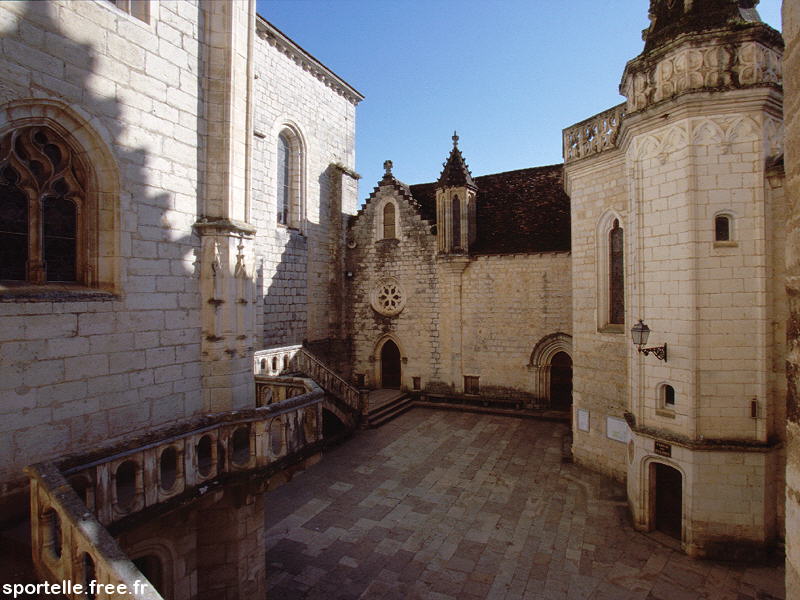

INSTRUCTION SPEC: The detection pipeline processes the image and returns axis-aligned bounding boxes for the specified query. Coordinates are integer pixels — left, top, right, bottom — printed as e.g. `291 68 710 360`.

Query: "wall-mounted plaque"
606 416 629 444
577 409 589 432
654 441 671 457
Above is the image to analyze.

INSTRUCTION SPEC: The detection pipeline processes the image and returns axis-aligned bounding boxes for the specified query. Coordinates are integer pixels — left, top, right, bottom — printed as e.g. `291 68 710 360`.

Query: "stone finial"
452 131 459 147
383 160 393 176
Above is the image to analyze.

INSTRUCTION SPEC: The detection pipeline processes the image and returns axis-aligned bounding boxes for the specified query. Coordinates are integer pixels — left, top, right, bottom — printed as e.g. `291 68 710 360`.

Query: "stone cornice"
255 16 364 106
193 217 257 236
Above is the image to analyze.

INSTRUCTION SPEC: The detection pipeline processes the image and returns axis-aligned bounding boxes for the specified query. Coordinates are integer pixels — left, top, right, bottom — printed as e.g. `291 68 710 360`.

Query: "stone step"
367 395 413 428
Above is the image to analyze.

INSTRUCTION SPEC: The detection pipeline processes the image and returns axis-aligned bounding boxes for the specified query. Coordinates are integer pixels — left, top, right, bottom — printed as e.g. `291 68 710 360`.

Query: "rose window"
370 278 406 316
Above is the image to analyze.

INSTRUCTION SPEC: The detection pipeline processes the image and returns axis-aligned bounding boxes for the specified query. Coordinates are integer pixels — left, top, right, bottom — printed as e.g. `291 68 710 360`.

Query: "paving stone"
264 409 785 599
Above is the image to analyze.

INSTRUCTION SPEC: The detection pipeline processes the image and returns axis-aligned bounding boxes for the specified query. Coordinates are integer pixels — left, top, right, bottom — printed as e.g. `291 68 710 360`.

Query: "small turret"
642 0 765 53
435 132 477 254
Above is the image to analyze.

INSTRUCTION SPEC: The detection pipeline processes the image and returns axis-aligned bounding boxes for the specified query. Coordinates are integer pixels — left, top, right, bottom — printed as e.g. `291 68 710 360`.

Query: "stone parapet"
562 103 626 164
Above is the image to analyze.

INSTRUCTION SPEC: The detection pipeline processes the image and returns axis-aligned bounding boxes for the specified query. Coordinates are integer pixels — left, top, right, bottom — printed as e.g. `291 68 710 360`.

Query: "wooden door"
380 340 401 389
654 462 682 540
550 351 573 410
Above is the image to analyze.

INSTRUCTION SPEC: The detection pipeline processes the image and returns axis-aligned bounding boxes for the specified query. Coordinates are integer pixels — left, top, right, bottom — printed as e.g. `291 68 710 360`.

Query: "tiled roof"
409 164 571 255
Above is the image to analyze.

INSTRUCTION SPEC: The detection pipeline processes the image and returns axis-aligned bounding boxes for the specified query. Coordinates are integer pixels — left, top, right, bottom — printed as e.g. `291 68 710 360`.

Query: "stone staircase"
365 390 413 427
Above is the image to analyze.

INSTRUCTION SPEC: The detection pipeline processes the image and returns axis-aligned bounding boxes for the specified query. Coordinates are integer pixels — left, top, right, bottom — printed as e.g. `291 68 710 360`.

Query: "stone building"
564 0 786 560
0 1 360 597
345 139 572 409
3 0 800 598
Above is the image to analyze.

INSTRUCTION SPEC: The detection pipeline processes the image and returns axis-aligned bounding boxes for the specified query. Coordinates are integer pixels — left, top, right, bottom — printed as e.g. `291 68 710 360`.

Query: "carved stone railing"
26 382 324 599
27 462 165 600
255 345 365 417
563 103 626 163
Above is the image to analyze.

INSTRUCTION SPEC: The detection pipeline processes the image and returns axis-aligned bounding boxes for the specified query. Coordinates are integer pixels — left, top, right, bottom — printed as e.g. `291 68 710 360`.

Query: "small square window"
464 376 480 395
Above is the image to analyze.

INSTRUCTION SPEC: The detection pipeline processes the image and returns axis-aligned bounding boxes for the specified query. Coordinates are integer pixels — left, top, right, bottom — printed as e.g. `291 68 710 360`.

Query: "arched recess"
272 120 306 232
528 332 572 408
0 99 120 291
595 209 625 331
124 539 176 600
372 334 405 390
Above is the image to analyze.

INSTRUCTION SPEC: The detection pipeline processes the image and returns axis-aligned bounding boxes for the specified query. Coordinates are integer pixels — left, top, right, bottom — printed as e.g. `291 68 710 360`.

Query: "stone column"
196 484 266 600
784 0 800 595
436 256 470 392
196 0 257 412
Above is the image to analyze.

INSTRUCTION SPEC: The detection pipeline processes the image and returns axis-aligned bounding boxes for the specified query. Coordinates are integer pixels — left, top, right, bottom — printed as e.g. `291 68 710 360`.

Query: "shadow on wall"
0 0 203 593
261 164 352 375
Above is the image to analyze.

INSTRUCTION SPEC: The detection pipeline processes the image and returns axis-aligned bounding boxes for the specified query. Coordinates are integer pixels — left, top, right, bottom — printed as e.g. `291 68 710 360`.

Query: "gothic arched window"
609 219 624 325
383 203 396 239
277 133 290 226
451 195 461 252
0 126 85 283
275 127 305 231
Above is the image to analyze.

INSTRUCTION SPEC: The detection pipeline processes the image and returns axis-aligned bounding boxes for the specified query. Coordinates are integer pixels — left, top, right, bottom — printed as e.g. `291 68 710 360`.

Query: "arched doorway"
652 462 682 540
380 340 401 389
550 351 572 410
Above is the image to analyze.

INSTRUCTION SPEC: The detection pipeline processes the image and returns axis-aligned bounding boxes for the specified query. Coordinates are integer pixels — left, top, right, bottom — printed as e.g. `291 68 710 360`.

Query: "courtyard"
265 409 784 600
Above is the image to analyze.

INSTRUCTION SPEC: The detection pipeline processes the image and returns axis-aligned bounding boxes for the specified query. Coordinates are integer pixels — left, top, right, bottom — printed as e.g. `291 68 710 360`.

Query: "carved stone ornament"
370 278 406 317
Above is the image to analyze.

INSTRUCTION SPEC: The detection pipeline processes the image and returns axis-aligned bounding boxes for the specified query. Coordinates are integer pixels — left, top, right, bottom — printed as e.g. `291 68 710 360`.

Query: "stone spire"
642 0 764 53
437 131 476 189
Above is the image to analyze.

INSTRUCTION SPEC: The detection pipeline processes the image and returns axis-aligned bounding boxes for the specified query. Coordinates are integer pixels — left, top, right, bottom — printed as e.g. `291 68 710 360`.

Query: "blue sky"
256 1 783 202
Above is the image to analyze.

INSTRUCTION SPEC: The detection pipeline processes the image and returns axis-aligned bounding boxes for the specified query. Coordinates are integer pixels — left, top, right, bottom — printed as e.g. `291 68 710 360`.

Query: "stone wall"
565 150 630 480
251 19 359 348
0 1 205 498
783 0 800 594
460 253 571 401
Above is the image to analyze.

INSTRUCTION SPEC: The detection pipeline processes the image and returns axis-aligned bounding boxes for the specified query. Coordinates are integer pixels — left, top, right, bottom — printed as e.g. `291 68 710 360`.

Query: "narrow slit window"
277 134 290 225
609 219 624 325
383 203 396 239
451 196 461 251
662 384 675 408
715 215 730 242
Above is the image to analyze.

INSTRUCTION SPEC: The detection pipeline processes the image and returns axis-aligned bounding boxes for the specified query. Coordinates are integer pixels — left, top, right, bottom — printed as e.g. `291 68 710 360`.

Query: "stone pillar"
196 0 257 412
436 256 470 392
196 484 266 600
784 0 800 595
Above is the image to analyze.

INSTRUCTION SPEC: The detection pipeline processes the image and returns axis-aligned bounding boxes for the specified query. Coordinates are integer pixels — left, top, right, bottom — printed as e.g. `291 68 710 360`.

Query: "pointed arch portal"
380 339 401 389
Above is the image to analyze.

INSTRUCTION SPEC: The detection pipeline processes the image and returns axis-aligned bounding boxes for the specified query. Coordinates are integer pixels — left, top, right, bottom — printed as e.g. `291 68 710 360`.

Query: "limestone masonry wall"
566 151 629 480
251 23 358 348
0 1 205 492
783 0 800 594
460 253 571 400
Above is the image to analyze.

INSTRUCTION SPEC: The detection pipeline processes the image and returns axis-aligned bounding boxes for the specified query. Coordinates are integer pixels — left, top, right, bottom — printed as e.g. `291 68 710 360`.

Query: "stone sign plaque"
577 409 589 432
654 441 671 457
606 416 629 443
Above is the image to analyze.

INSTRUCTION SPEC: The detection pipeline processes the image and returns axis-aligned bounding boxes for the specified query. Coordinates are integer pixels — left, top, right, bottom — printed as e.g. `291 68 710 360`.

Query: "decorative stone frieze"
621 28 783 114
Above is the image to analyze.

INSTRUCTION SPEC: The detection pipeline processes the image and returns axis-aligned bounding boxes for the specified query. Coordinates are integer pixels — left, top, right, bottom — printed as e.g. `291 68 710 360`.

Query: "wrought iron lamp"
631 319 667 361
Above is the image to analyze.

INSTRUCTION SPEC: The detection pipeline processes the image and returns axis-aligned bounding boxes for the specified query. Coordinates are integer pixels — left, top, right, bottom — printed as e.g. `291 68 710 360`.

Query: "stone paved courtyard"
264 409 784 599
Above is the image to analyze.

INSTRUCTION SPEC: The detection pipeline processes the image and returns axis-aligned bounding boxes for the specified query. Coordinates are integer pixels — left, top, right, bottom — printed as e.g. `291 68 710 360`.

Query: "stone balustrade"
255 345 364 416
27 462 165 600
562 103 626 163
26 382 324 599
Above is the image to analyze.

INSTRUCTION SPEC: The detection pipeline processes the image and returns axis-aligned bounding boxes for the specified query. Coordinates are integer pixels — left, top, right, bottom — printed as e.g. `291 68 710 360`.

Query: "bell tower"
435 132 477 254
